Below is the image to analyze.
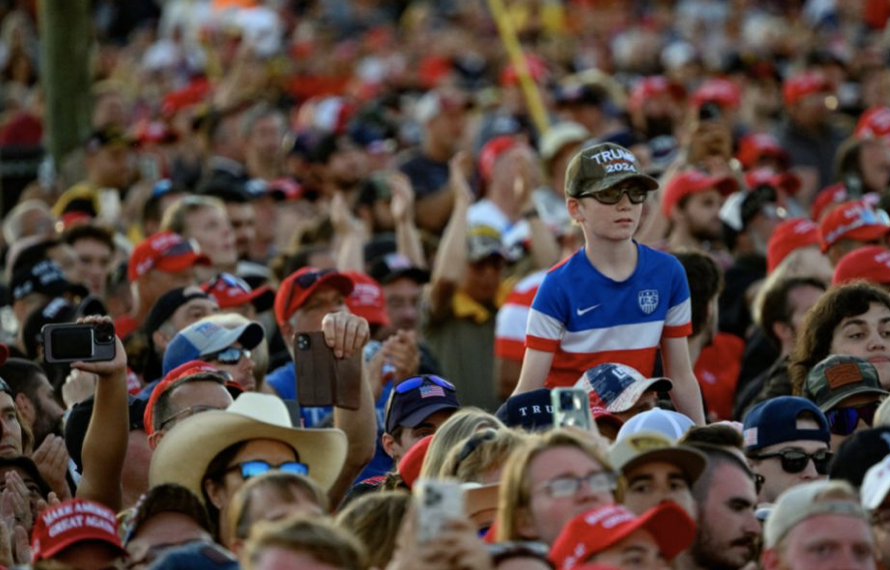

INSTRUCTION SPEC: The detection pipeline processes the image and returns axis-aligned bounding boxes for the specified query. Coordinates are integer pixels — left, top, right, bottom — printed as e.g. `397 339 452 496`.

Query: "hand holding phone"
551 387 598 435
294 332 362 410
414 479 465 543
42 321 117 364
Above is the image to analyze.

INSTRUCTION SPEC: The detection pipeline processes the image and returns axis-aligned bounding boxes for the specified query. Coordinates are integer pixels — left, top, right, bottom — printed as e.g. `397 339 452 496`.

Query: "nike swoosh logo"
576 304 600 316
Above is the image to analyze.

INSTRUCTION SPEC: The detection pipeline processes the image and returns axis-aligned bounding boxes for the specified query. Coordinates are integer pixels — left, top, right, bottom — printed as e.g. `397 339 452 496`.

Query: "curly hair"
789 281 890 394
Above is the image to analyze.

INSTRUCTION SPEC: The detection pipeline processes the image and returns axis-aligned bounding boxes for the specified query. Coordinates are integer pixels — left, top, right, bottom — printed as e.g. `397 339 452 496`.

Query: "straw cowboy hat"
148 393 347 501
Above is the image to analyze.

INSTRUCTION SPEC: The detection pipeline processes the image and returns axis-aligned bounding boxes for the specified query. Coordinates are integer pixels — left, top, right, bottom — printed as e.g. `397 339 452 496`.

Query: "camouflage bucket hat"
564 142 659 198
804 355 889 412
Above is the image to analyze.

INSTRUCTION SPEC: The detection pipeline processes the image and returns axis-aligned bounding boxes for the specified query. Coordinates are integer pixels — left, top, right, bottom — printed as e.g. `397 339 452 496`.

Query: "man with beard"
681 442 761 570
662 170 739 256
0 359 65 447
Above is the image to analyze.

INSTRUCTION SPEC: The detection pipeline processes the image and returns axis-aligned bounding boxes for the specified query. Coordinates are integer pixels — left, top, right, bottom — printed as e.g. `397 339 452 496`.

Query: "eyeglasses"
226 460 309 480
825 402 879 436
750 449 833 475
158 405 223 431
537 472 616 498
584 186 649 205
202 347 251 365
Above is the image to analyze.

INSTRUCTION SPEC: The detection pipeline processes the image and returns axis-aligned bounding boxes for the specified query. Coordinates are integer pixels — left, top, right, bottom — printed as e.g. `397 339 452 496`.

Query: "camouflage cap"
803 355 889 412
564 142 659 198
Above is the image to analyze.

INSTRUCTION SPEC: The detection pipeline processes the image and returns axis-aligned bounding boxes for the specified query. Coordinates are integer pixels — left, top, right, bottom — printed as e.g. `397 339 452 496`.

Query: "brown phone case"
293 332 362 410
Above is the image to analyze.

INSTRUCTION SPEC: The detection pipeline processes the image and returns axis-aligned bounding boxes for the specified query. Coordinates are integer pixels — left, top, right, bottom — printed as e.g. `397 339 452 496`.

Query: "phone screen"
49 327 93 360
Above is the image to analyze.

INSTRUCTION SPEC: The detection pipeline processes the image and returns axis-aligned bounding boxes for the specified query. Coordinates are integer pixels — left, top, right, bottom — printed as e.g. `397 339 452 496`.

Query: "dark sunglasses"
283 269 335 315
825 402 878 436
750 449 833 475
203 347 251 365
227 460 308 480
208 272 252 293
394 375 456 394
584 186 649 205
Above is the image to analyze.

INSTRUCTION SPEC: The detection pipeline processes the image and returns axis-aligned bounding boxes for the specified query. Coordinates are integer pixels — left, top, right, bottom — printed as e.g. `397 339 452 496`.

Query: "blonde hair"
335 491 410 569
198 312 269 386
245 515 367 570
227 472 328 546
160 195 226 237
418 408 504 480
441 428 528 483
495 429 612 542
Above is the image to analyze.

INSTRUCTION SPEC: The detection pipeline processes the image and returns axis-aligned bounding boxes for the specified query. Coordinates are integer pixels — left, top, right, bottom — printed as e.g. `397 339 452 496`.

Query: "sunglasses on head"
203 347 251 365
283 269 335 315
227 460 308 481
209 272 252 293
750 449 833 475
583 185 649 205
394 375 456 394
825 402 878 436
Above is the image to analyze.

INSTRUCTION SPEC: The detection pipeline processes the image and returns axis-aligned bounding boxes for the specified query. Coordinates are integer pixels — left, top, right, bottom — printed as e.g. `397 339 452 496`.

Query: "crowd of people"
3 0 890 568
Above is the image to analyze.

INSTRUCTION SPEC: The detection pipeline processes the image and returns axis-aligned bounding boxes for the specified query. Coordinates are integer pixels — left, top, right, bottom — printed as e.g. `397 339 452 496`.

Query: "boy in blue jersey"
513 143 706 424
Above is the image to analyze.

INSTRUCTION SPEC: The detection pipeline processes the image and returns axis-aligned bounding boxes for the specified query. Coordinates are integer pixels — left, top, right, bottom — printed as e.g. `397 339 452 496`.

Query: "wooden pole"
38 0 92 169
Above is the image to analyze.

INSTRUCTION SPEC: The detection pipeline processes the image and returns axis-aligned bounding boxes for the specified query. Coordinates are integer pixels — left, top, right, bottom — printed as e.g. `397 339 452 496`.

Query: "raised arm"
72 317 129 511
661 336 706 425
428 153 474 320
390 172 427 269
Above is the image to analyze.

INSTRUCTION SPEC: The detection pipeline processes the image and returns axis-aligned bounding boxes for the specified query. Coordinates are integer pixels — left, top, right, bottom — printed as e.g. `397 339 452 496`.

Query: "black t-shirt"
398 152 449 200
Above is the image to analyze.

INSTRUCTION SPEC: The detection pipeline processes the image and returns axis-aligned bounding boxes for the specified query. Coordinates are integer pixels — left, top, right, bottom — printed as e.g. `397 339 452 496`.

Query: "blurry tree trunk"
38 0 92 169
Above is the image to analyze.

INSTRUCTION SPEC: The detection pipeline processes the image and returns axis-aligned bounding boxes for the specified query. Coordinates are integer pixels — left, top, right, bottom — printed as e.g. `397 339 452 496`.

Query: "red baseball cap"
479 135 521 182
143 360 227 435
201 272 275 313
833 246 890 286
160 78 211 118
819 200 890 252
766 218 820 273
127 231 211 282
274 267 355 326
661 170 738 217
692 78 741 109
31 498 125 561
343 271 389 327
549 502 696 569
783 71 831 107
856 106 890 143
397 434 433 490
628 76 685 112
736 133 789 170
744 168 801 195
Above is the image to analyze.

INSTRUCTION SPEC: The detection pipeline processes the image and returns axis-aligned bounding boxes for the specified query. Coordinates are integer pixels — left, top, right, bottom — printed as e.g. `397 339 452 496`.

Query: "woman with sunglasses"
513 142 706 426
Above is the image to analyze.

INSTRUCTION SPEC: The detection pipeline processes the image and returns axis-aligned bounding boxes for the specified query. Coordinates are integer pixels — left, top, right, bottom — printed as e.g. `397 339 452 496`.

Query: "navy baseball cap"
148 540 238 570
578 363 672 413
384 375 460 434
742 396 830 452
496 389 553 432
162 320 264 376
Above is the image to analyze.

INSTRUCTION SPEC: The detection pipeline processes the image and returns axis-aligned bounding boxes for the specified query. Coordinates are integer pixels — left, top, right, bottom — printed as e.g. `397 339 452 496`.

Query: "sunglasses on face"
538 472 616 498
227 460 309 481
751 449 833 475
584 186 649 205
825 402 878 436
203 347 251 365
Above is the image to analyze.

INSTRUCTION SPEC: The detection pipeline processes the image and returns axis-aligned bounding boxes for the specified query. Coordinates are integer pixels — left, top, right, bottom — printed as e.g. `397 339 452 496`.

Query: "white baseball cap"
616 408 695 441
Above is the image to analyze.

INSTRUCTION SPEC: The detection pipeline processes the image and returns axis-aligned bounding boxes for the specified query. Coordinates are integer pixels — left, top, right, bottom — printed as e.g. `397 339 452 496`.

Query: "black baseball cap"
9 260 87 303
368 253 430 286
384 375 460 434
65 395 147 471
143 286 214 339
496 389 554 432
828 427 890 488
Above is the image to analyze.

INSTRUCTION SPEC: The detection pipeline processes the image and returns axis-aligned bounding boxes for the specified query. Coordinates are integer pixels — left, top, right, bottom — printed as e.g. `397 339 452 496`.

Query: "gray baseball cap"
565 142 659 198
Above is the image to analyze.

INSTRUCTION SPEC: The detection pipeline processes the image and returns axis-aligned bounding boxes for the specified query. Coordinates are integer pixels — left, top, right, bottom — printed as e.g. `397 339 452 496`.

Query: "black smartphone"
42 322 116 364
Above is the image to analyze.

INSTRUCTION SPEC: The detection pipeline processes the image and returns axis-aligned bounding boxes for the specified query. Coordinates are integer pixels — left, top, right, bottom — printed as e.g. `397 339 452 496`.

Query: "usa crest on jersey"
638 289 659 314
